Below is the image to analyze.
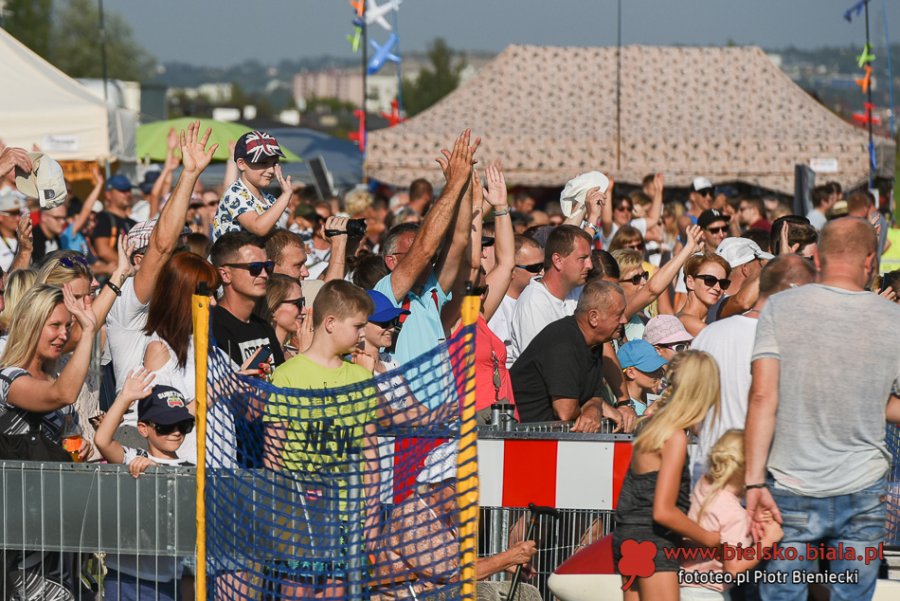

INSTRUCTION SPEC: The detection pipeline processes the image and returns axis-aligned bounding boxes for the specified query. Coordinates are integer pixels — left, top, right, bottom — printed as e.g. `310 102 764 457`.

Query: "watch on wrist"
615 399 634 409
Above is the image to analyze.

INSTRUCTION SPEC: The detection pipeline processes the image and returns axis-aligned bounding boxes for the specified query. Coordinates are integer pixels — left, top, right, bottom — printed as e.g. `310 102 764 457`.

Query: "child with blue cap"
617 339 667 416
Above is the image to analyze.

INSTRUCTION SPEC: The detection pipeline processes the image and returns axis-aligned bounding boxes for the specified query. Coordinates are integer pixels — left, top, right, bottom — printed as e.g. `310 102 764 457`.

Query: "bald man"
745 218 900 600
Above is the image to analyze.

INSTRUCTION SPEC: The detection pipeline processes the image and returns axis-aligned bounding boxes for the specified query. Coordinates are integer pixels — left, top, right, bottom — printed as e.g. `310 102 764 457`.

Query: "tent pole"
99 0 111 178
615 0 622 173
361 1 368 182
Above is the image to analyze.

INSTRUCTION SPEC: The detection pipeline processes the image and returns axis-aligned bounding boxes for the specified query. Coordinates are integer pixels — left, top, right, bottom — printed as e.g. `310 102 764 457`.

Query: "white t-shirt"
806 208 827 231
487 295 517 366
598 218 647 249
508 279 580 365
690 315 757 485
106 279 151 426
0 236 17 272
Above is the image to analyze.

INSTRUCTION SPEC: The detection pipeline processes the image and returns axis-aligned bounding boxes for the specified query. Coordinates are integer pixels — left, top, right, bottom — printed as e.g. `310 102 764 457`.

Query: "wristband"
745 483 768 490
615 400 634 409
581 220 598 232
106 281 122 297
493 208 510 217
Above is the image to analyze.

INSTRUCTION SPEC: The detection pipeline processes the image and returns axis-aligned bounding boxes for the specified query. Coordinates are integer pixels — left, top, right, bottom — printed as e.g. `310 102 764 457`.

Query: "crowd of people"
0 122 898 601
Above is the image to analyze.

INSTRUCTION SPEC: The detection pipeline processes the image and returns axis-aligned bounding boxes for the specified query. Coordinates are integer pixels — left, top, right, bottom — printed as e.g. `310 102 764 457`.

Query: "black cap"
233 131 285 163
698 209 728 230
138 385 193 425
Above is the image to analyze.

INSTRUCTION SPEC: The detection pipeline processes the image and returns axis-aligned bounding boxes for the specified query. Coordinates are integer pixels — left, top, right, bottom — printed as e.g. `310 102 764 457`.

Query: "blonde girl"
613 351 722 601
680 430 783 601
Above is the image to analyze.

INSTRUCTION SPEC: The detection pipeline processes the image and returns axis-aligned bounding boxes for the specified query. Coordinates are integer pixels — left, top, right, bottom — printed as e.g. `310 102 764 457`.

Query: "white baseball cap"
716 237 774 268
15 152 67 209
692 177 713 192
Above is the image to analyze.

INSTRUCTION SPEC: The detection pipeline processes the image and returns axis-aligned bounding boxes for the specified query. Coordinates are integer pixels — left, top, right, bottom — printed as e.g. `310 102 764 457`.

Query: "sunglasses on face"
370 316 402 329
615 204 633 212
620 271 649 286
481 236 495 248
472 285 489 296
705 226 728 235
59 254 90 269
148 420 194 436
694 274 731 289
281 297 305 311
657 342 691 353
515 262 544 274
697 188 714 197
224 260 275 277
623 242 644 250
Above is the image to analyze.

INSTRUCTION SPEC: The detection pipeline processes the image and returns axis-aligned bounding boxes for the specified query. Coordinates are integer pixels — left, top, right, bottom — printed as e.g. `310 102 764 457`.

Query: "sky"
113 0 900 68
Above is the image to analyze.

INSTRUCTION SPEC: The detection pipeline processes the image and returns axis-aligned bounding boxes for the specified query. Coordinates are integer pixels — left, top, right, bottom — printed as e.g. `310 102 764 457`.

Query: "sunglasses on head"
281 297 305 311
148 420 194 436
224 260 275 277
657 341 691 353
515 262 544 274
620 271 649 286
694 274 731 289
370 316 402 329
59 254 90 269
705 225 728 235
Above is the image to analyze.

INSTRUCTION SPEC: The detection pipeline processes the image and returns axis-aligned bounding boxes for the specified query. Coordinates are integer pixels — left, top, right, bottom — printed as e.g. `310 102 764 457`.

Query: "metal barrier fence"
475 418 626 601
3 418 900 600
1 461 194 600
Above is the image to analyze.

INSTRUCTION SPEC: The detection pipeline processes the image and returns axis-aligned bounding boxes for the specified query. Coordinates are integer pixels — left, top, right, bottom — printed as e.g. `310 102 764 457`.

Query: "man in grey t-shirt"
745 218 900 601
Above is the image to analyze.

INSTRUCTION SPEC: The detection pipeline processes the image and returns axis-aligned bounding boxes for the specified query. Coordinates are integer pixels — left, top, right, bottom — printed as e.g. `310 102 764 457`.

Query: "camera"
346 218 367 237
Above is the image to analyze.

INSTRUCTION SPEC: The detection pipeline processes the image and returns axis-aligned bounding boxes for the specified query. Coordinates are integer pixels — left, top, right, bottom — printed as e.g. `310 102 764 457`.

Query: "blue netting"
202 325 477 600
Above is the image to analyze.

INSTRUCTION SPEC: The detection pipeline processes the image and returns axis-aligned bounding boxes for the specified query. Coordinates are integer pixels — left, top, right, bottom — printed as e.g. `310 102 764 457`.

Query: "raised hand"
275 164 292 197
115 234 136 279
435 129 480 188
485 162 508 208
90 163 104 187
179 121 218 174
683 224 703 252
471 168 485 210
63 282 97 333
15 214 33 253
121 367 156 403
0 145 32 179
584 186 606 222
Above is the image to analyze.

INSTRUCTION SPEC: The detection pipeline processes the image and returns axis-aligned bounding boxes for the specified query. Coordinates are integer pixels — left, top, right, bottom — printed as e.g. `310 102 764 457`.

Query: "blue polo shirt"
374 270 451 366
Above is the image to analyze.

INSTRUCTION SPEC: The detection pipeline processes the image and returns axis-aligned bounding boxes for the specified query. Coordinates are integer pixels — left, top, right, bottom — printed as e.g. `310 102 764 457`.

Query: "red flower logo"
618 539 657 591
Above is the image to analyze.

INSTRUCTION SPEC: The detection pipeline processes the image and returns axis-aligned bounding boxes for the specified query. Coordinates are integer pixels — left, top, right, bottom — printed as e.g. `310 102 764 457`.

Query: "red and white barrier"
478 439 633 510
380 436 633 510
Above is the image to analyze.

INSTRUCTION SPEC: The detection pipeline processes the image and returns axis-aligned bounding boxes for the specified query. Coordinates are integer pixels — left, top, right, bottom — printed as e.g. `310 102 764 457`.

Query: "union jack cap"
234 130 286 163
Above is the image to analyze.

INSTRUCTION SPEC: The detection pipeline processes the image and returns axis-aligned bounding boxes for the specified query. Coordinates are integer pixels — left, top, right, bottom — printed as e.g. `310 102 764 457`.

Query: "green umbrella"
136 118 301 162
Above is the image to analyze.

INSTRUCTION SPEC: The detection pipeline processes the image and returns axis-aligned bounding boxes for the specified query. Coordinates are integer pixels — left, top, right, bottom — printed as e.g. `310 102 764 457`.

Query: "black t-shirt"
91 211 136 242
211 305 285 369
31 226 60 263
510 316 606 423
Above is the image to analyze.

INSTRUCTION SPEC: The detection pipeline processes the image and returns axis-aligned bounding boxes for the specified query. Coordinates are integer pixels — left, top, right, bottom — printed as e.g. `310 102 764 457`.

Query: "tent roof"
0 28 111 161
368 45 895 193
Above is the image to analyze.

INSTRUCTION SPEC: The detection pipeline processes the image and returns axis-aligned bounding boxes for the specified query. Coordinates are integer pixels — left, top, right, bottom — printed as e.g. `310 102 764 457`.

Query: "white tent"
0 27 135 162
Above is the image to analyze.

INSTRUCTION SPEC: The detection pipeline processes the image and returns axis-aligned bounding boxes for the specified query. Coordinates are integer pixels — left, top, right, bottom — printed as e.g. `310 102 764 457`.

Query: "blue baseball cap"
106 174 135 192
617 340 667 373
366 290 410 323
137 385 193 425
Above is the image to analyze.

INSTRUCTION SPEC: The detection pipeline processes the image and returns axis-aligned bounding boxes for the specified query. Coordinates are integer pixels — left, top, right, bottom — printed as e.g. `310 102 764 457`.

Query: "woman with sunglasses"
677 252 732 336
36 244 133 459
141 252 221 463
609 225 702 341
0 283 96 596
254 273 310 359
